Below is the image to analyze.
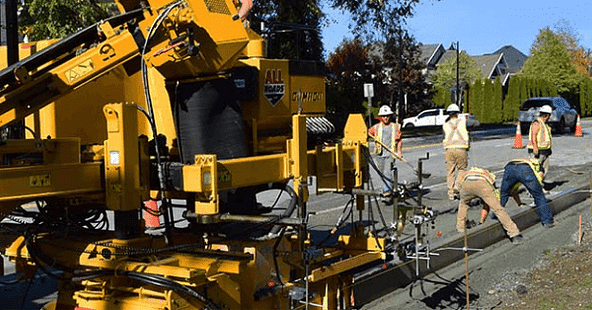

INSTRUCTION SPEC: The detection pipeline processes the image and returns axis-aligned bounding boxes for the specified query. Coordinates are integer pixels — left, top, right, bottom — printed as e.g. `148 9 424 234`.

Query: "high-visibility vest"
442 117 469 149
527 118 552 150
508 158 544 185
372 122 401 157
457 167 496 186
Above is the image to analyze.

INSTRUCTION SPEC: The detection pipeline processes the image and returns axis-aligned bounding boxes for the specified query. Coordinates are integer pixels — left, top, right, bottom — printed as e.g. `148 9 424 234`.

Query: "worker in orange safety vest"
368 105 402 195
442 104 469 200
454 167 523 245
527 104 553 181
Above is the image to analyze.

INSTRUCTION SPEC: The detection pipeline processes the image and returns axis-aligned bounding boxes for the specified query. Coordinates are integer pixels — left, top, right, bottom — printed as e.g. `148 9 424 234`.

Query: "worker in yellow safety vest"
454 167 523 245
527 105 553 180
368 105 402 195
442 104 469 200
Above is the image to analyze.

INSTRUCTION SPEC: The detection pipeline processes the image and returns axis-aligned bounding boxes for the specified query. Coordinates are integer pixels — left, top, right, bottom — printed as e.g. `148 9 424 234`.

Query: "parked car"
402 108 480 129
517 97 578 134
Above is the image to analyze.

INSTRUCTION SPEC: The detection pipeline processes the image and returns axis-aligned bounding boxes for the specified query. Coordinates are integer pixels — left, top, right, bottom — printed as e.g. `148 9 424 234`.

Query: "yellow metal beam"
0 163 103 203
307 252 383 283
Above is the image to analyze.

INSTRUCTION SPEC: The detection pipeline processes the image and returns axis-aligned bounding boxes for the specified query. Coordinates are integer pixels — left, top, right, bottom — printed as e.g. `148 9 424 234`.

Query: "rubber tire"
555 118 565 134
520 123 529 136
570 119 577 133
405 123 415 129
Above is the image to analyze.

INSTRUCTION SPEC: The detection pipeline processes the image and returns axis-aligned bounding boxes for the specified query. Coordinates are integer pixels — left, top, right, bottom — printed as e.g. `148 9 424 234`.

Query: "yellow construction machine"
0 1 402 309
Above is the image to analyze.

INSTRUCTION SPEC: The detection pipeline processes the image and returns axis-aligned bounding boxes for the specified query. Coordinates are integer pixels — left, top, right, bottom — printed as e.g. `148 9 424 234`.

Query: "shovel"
369 134 431 179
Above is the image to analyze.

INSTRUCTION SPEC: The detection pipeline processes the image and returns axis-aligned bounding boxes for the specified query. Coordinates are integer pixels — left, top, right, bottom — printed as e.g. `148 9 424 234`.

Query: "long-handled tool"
369 134 431 178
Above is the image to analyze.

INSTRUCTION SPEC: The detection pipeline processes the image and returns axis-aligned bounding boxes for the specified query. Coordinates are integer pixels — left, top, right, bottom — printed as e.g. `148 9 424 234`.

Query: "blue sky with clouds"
322 1 592 58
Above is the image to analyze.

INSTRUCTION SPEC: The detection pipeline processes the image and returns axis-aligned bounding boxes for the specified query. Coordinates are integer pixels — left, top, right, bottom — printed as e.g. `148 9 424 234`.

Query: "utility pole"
456 41 460 110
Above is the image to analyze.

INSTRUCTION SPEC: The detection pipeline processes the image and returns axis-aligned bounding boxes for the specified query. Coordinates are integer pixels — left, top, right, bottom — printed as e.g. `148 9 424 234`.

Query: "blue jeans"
500 163 553 225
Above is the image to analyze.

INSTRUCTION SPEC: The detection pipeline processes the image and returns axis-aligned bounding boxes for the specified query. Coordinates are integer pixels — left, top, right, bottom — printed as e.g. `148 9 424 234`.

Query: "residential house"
418 43 528 87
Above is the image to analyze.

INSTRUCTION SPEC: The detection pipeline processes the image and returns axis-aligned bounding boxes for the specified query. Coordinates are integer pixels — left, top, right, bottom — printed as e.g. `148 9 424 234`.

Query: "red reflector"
267 281 275 287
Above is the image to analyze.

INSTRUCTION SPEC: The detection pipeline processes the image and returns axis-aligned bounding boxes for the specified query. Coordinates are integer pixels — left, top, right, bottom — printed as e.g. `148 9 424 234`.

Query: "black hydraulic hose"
315 195 355 247
140 1 184 241
272 227 286 285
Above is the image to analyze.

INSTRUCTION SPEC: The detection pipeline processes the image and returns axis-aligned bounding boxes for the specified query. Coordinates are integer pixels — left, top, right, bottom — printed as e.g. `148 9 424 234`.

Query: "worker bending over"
442 104 469 200
527 105 553 180
499 158 556 228
368 105 402 195
454 167 523 245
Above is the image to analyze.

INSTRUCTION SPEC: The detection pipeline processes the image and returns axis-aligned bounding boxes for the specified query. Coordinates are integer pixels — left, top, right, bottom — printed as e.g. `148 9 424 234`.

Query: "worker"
442 103 469 200
233 0 253 26
368 105 402 196
454 167 523 244
527 105 553 181
499 158 556 228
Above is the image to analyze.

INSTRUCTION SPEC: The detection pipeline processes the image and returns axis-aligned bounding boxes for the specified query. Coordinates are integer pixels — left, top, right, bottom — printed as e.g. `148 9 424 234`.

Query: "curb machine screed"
0 1 416 309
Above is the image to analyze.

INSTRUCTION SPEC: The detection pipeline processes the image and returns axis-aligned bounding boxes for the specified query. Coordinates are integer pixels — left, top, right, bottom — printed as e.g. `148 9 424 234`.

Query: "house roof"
493 45 528 73
418 43 443 65
472 53 504 79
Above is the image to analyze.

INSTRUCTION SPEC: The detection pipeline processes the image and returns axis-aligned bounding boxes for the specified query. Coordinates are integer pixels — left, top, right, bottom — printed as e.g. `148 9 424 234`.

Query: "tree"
521 28 582 99
323 0 440 118
326 0 441 43
491 77 503 123
251 1 324 61
19 0 115 41
431 50 481 104
503 76 521 122
326 39 371 129
553 19 592 77
367 31 432 118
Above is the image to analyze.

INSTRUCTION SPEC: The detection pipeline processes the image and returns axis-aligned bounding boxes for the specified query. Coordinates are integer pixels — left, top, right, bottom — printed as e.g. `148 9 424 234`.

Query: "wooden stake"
579 215 582 246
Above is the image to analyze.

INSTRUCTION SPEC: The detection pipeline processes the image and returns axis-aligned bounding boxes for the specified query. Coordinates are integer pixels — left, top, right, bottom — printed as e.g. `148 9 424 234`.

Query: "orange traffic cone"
513 122 524 148
144 200 161 229
575 114 583 137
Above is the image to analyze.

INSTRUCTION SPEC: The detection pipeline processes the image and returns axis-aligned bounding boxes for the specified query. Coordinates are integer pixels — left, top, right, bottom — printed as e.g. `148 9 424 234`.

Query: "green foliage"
431 51 482 92
503 76 521 122
580 78 592 117
19 0 115 40
491 77 503 123
521 28 582 98
482 79 493 123
432 85 449 107
252 1 324 61
469 79 484 122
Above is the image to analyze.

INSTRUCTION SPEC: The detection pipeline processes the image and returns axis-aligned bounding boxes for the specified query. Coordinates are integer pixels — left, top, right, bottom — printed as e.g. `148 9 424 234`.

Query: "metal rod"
464 229 470 310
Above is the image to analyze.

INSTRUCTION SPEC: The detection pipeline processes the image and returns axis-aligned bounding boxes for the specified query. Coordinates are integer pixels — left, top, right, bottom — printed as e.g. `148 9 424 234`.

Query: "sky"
322 0 592 58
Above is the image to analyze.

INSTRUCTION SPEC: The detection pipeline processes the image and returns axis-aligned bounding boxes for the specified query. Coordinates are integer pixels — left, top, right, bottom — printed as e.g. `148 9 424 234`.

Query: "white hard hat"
378 105 394 116
540 105 553 114
446 104 460 113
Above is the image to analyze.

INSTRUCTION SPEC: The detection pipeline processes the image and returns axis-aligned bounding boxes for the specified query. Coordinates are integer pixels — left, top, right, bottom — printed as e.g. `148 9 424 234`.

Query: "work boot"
511 235 524 245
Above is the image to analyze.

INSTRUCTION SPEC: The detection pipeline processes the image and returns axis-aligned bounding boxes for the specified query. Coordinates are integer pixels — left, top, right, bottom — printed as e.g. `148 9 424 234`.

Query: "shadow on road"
408 271 481 310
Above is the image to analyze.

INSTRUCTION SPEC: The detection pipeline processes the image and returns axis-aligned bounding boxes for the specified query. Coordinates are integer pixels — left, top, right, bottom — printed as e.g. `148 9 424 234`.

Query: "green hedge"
432 76 592 123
